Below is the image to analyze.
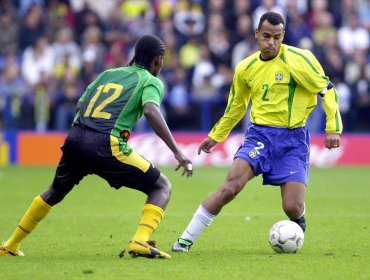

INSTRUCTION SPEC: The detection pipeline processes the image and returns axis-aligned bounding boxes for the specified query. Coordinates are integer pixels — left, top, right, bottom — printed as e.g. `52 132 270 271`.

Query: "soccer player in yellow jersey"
0 35 193 259
173 12 342 252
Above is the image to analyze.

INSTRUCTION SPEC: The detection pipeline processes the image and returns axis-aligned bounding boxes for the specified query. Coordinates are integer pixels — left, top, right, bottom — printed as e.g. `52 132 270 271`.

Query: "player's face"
256 21 285 60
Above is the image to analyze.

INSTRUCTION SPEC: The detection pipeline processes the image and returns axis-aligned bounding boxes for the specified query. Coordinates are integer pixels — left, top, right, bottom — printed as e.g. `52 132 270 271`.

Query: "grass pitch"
0 165 369 280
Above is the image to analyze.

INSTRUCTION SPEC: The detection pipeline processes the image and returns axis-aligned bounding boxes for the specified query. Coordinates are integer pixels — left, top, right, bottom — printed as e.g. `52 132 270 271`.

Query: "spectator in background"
252 0 285 29
102 7 131 47
154 0 175 21
358 0 370 30
165 66 193 130
284 8 311 46
161 33 180 80
334 77 352 132
311 9 336 47
344 50 370 87
120 0 151 23
211 64 234 100
33 71 55 132
314 30 344 82
0 11 19 56
178 37 200 71
54 69 81 130
73 1 102 44
353 72 370 131
277 0 308 16
345 50 370 131
157 16 177 40
306 0 328 29
226 0 252 32
0 59 29 129
18 3 46 51
79 43 100 90
206 0 228 19
0 0 18 18
229 13 254 48
46 0 75 42
104 40 127 69
80 26 105 72
21 36 55 88
127 11 156 41
52 27 81 80
173 1 205 46
191 44 217 100
206 12 231 66
231 14 258 68
337 12 370 58
18 0 45 15
339 0 358 25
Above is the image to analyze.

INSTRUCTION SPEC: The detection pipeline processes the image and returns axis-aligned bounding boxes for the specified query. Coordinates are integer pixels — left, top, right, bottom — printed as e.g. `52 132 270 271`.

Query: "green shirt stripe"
288 75 297 126
287 48 320 74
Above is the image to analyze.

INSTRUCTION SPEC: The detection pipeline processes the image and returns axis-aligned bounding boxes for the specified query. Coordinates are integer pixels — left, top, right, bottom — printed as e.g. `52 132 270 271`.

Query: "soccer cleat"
291 215 306 232
128 240 171 259
0 242 25 257
172 238 193 252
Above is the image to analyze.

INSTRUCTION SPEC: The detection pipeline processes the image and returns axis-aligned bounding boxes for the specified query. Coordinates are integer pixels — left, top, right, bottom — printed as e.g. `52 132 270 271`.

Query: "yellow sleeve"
288 48 329 94
322 86 343 134
208 65 250 142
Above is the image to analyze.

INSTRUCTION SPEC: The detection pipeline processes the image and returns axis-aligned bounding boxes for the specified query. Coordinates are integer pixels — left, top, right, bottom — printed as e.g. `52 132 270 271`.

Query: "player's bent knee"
283 202 304 218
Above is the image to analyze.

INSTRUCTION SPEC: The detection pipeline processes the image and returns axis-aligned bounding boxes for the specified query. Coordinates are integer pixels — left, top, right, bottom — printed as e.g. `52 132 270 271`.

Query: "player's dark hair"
128 35 165 69
257 12 285 30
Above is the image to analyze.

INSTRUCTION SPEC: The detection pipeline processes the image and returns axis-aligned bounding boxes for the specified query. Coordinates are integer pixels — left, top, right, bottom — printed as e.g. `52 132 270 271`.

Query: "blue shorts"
234 123 310 186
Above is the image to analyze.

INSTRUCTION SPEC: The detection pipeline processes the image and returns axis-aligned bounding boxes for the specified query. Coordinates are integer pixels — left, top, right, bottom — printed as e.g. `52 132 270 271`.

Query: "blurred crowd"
0 0 369 133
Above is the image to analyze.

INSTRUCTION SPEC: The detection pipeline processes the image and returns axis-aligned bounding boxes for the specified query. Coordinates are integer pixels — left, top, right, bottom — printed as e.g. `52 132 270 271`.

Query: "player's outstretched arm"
198 137 218 155
143 102 193 177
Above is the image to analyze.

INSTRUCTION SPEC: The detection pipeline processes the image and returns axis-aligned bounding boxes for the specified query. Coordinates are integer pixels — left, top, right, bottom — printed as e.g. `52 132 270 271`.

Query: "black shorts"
51 125 160 194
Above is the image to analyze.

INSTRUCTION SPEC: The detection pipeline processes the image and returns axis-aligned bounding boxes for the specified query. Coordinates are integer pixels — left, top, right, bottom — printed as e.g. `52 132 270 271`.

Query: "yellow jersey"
209 44 343 142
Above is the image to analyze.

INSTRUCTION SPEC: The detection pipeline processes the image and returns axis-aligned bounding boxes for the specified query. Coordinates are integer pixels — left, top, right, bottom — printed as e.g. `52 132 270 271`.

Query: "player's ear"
153 55 161 66
255 29 259 39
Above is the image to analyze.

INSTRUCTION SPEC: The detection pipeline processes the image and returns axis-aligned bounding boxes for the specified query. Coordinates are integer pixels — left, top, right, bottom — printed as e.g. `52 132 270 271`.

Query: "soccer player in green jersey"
173 12 342 252
0 35 193 259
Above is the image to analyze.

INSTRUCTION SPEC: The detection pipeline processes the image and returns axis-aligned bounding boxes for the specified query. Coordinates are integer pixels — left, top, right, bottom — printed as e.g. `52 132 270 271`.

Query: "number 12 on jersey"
84 83 123 119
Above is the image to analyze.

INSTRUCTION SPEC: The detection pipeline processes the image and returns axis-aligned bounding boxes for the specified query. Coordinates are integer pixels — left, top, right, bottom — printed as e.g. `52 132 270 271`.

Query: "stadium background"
0 0 369 166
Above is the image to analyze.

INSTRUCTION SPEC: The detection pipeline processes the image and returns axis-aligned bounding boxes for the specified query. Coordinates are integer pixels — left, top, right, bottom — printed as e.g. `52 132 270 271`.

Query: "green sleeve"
142 80 164 107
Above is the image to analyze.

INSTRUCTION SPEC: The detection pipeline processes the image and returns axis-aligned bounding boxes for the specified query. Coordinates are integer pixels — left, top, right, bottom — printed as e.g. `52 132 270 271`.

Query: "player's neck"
259 53 278 61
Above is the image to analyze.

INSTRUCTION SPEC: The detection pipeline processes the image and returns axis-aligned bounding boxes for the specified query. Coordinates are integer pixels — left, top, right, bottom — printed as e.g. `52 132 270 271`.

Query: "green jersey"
73 65 164 138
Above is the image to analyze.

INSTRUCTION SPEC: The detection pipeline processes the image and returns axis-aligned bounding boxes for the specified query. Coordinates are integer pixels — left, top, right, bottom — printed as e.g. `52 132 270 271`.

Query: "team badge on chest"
275 72 284 82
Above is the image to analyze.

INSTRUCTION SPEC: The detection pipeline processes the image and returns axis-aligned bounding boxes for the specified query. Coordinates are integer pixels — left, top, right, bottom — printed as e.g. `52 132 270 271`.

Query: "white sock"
179 204 215 243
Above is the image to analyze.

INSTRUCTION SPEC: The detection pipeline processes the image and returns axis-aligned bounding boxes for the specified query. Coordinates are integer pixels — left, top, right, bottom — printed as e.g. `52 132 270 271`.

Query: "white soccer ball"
269 220 304 253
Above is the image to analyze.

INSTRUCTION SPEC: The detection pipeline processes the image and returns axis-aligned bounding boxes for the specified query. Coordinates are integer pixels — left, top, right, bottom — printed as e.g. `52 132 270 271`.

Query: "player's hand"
174 152 193 177
198 137 218 155
324 133 341 149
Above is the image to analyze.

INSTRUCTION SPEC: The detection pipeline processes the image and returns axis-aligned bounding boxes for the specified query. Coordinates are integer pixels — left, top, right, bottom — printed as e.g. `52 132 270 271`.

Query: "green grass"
0 166 369 280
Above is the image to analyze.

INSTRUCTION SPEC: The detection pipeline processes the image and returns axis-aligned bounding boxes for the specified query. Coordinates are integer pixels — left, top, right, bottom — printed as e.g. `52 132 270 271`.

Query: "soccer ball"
269 220 304 253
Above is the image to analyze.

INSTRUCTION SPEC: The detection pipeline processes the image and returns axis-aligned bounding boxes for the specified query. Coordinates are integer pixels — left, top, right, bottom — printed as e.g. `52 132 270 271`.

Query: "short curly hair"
258 12 285 30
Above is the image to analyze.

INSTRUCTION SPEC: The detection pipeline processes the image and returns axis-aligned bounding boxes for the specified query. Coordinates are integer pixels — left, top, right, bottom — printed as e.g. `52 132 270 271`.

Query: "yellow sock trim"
4 196 52 252
131 204 164 242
